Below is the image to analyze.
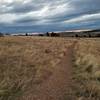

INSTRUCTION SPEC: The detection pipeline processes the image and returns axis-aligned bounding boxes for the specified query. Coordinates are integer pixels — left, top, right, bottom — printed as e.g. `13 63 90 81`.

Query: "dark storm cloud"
70 0 100 15
7 2 43 13
15 17 40 24
0 1 43 14
0 0 100 33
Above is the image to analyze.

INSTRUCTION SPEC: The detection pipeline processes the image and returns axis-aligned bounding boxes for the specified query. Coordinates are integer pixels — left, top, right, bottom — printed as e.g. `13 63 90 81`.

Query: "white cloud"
64 13 100 24
0 0 73 25
24 2 72 20
0 0 24 3
0 14 16 23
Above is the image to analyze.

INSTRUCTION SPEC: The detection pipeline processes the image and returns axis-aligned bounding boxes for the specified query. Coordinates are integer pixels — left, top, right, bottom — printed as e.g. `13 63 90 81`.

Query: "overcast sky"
0 0 100 33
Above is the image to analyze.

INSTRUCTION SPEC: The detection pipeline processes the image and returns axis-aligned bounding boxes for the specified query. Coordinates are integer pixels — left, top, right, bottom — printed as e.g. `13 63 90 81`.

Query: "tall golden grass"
74 38 100 100
0 36 73 99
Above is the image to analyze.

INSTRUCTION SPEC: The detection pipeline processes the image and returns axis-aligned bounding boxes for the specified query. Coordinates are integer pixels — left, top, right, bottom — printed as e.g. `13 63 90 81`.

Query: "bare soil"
23 45 76 100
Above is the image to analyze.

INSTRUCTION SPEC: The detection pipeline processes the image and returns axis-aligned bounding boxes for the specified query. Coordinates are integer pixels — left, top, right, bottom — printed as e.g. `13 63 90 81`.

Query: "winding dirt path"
26 43 77 100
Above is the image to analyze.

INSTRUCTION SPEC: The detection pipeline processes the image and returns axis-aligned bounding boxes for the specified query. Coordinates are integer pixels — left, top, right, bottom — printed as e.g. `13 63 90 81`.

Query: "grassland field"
0 36 100 100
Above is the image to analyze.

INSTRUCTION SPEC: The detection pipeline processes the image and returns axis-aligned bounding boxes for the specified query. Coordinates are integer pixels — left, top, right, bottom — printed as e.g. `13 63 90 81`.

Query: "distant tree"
0 32 4 37
46 32 49 36
51 32 59 37
51 32 54 37
25 33 28 36
39 34 44 36
83 35 86 37
88 34 91 37
75 34 78 37
5 33 10 35
96 34 100 37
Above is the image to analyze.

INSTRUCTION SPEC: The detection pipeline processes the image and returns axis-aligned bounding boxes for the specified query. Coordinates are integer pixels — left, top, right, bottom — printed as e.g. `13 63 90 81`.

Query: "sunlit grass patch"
73 38 100 100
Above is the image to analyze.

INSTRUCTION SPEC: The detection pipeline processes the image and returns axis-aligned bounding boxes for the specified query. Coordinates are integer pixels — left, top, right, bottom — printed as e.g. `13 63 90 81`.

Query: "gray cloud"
0 0 100 32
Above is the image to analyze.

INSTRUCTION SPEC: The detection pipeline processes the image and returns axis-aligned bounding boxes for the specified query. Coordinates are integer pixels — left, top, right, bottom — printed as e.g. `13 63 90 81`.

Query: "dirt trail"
26 43 76 100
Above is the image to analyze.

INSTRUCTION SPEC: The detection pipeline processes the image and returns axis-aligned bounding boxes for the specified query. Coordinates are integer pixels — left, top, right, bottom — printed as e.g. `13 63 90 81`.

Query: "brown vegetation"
0 36 100 100
0 36 74 100
73 38 100 100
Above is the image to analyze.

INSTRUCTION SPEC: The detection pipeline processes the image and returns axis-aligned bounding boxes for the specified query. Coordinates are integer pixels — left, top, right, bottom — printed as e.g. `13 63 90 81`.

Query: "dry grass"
1 36 100 100
0 36 73 100
73 38 100 100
